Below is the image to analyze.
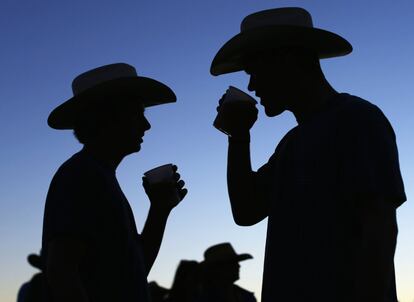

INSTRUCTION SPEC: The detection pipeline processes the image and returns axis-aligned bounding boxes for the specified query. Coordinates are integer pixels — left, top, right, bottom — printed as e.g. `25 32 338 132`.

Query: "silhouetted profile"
211 7 406 302
148 281 169 302
41 63 187 302
198 243 256 302
17 252 45 302
167 260 201 302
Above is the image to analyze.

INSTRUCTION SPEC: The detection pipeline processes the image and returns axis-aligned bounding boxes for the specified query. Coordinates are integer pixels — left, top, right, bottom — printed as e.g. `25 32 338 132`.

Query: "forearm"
141 206 170 275
227 133 254 199
227 133 266 225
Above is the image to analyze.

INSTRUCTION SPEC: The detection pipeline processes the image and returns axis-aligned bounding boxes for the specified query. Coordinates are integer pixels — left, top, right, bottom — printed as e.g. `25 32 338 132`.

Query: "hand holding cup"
142 164 187 211
213 86 258 136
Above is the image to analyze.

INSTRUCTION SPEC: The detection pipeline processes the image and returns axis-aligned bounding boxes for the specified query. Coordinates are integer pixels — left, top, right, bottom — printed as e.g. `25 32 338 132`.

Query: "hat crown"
204 242 237 258
72 63 138 96
204 242 243 262
241 7 313 32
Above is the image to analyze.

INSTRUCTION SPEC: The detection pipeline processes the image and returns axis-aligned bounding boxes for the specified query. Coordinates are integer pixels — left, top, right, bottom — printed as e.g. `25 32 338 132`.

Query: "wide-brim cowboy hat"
211 7 352 76
48 63 176 130
27 253 43 270
202 243 253 265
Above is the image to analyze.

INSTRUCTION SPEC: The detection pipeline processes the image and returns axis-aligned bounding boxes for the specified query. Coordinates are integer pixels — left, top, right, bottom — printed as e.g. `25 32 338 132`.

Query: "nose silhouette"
248 75 256 92
143 116 151 132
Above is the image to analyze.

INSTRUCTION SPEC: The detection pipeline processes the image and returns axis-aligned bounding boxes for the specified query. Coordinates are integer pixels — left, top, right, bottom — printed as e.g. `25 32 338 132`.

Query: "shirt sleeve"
337 102 406 207
254 159 275 206
254 129 295 205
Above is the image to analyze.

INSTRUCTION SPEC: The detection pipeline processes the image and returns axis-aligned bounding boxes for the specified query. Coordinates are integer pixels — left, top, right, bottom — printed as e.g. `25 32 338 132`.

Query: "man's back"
42 150 149 302
258 94 405 301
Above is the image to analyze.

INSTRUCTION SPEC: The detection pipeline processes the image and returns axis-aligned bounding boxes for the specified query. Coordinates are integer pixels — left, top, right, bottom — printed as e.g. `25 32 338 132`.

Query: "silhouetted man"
211 7 406 302
17 252 45 302
148 281 169 302
199 243 256 302
42 63 187 302
167 260 200 302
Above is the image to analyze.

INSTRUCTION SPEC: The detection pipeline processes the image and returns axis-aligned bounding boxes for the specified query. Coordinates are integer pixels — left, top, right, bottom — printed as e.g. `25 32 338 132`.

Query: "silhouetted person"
41 63 187 302
167 260 201 302
198 243 256 302
17 253 45 302
211 7 406 302
148 281 169 302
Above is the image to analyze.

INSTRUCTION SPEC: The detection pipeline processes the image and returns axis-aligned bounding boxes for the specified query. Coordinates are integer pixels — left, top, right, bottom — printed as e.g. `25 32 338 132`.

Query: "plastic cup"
222 86 257 104
213 86 257 135
144 164 181 205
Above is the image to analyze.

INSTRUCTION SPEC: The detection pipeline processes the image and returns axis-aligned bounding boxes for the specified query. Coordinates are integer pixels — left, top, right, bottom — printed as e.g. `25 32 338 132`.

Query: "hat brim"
237 253 253 262
48 76 176 130
211 25 352 76
202 253 253 265
27 254 43 270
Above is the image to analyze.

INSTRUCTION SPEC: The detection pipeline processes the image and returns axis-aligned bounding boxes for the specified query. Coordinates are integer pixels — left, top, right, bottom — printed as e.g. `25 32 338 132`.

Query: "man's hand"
142 165 187 212
141 166 187 274
214 95 258 137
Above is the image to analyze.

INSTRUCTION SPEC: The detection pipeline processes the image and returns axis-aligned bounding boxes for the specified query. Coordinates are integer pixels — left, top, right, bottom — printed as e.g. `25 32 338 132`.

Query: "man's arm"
46 238 89 302
227 134 268 226
214 97 268 226
140 206 170 275
353 196 398 302
337 101 405 300
141 170 187 275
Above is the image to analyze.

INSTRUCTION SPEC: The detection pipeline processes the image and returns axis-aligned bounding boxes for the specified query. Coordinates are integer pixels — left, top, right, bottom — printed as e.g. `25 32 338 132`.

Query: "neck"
206 276 235 289
82 143 126 170
291 78 338 124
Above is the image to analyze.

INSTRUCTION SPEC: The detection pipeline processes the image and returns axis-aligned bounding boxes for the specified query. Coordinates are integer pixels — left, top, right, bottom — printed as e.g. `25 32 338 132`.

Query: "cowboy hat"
211 7 352 76
27 253 43 271
202 243 252 265
48 63 176 129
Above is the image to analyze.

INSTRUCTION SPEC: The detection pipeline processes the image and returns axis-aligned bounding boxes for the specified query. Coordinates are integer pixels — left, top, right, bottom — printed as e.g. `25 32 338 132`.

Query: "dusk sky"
1 1 413 301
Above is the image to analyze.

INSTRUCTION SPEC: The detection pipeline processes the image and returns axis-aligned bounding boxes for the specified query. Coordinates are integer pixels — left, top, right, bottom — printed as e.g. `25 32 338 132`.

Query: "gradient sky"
1 1 413 301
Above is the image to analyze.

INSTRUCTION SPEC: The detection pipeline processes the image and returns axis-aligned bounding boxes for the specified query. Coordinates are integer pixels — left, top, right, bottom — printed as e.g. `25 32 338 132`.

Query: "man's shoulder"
335 94 395 133
233 284 257 302
51 151 104 187
337 94 387 121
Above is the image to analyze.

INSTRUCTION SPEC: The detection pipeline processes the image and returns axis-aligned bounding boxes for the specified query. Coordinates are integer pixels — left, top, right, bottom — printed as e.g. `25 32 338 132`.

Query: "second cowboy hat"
202 243 253 265
48 63 176 130
27 252 43 271
211 7 352 76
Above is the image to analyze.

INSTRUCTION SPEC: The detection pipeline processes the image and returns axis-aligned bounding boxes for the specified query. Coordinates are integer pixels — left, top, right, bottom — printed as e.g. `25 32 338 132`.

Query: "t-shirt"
198 284 257 302
42 150 149 302
257 94 406 302
234 285 257 302
17 273 44 302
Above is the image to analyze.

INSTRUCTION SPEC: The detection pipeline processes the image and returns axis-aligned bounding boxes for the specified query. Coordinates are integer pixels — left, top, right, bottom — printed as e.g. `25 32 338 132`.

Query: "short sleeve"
337 102 406 207
255 159 276 204
254 129 295 204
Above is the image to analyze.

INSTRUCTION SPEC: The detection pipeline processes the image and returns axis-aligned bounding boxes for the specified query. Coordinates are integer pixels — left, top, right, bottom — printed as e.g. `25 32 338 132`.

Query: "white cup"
144 164 181 205
213 86 257 135
223 86 257 104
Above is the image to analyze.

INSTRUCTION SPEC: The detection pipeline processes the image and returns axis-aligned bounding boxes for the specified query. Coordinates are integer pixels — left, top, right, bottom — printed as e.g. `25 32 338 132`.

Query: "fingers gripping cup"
213 86 257 135
144 164 181 206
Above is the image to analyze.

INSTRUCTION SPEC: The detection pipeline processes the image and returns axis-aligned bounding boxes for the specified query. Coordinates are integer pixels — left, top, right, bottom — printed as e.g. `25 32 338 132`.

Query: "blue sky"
0 1 413 301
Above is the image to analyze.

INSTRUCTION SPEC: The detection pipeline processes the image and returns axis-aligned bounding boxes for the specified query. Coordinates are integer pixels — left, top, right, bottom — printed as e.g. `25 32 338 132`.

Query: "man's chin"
260 98 286 117
264 106 285 117
126 144 141 155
